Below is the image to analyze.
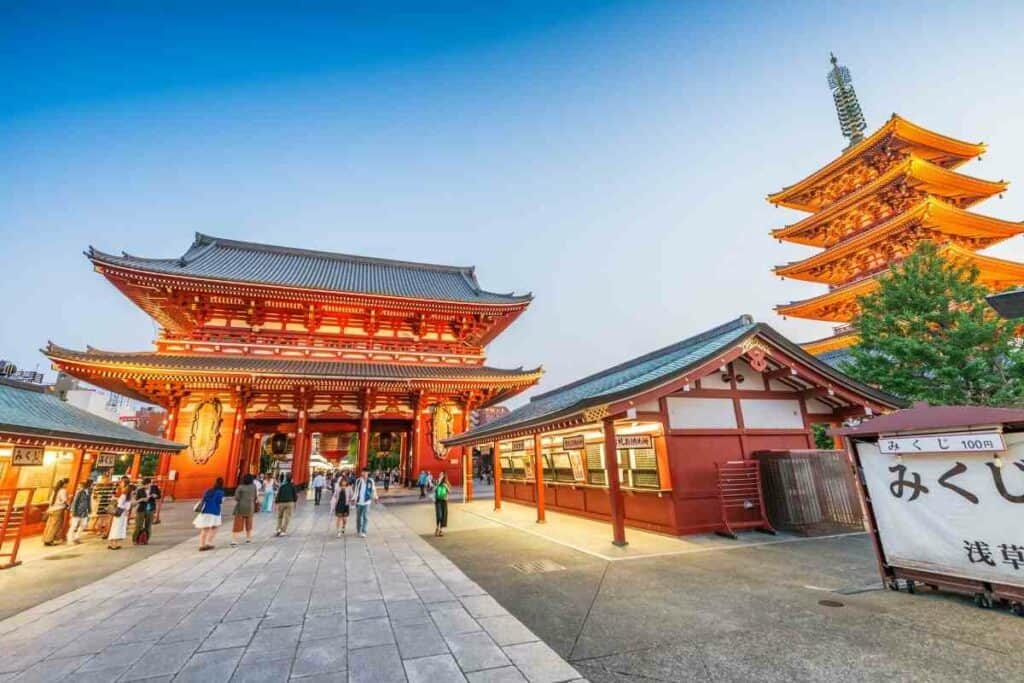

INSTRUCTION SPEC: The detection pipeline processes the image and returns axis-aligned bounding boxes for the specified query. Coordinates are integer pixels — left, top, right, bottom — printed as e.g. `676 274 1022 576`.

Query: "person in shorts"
330 477 351 537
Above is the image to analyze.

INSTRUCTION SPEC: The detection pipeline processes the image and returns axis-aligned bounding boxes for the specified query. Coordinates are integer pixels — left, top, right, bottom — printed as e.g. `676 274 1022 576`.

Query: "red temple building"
45 234 541 498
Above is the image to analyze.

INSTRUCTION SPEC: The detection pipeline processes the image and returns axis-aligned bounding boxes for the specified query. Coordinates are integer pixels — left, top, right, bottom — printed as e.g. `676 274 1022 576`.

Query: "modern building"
445 315 902 542
45 233 541 498
770 55 1024 357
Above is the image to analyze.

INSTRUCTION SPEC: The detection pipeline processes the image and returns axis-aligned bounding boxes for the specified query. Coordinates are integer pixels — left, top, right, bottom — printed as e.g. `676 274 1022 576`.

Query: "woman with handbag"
230 474 258 546
193 477 225 551
106 480 132 550
42 478 69 546
330 477 351 537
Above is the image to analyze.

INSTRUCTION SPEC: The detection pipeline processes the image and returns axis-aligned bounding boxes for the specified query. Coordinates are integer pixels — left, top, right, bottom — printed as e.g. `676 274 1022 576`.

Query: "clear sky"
3 1 1024 406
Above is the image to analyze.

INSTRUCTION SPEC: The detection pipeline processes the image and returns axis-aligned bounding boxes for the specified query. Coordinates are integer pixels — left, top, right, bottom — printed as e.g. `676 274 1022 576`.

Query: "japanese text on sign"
859 435 1024 588
879 431 1005 455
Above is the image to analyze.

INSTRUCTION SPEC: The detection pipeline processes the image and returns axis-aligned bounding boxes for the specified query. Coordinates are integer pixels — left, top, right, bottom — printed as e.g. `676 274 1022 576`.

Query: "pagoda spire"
827 53 867 148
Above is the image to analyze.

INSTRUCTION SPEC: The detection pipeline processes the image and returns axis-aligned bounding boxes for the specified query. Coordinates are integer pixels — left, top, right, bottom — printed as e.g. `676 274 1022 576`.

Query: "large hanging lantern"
378 432 394 453
270 433 289 455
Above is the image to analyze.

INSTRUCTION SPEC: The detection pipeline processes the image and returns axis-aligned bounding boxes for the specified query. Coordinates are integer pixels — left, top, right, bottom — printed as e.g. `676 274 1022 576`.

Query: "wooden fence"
754 449 865 536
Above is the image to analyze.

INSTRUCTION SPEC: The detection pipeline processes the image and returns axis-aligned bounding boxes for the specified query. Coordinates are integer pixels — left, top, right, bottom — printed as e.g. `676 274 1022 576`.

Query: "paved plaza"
390 501 1024 683
0 500 582 683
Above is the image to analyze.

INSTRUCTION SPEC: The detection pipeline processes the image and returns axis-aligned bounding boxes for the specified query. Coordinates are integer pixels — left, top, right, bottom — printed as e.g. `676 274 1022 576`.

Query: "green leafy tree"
842 241 1024 406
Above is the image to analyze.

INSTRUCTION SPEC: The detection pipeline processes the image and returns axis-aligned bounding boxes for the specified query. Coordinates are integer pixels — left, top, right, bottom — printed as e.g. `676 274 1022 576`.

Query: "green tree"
842 241 1024 406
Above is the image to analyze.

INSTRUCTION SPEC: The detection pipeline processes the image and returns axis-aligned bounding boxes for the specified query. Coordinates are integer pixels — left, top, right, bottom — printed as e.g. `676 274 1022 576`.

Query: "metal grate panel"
511 559 566 575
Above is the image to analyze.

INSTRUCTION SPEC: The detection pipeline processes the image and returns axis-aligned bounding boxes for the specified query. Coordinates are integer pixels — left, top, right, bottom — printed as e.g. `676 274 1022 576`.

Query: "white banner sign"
879 431 1005 455
859 433 1024 588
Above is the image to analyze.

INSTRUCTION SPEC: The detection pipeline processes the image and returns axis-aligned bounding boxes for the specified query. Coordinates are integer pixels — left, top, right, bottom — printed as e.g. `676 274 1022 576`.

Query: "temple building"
445 315 901 542
45 234 541 498
770 55 1024 357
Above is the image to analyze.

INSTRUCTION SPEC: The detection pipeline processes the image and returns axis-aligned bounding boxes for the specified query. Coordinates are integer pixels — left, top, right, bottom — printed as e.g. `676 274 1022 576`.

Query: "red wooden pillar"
358 389 372 471
533 433 546 523
293 406 310 486
411 400 424 479
225 395 248 487
602 417 628 546
463 448 473 502
128 451 141 480
492 440 502 511
158 396 181 477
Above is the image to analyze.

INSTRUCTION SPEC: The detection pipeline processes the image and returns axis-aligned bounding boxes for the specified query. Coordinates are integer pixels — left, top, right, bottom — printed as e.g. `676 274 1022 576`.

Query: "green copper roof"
0 379 183 452
447 315 902 445
89 233 531 304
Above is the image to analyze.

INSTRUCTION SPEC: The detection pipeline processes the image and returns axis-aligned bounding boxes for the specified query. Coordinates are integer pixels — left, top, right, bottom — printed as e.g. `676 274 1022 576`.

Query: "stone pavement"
0 501 583 683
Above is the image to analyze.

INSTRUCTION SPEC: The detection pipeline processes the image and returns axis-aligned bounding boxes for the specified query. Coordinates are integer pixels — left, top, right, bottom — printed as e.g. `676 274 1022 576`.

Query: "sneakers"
275 530 282 537
230 541 238 547
336 531 341 538
358 532 366 538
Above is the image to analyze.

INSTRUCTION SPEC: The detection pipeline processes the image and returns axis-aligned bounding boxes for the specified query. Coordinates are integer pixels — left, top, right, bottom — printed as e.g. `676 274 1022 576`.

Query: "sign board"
615 434 653 450
859 433 1024 589
561 435 585 451
879 431 1005 455
12 446 44 466
504 440 527 452
568 452 586 481
96 453 117 468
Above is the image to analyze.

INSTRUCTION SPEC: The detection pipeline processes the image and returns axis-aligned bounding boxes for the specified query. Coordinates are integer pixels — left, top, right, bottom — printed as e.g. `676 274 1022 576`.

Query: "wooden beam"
602 417 627 547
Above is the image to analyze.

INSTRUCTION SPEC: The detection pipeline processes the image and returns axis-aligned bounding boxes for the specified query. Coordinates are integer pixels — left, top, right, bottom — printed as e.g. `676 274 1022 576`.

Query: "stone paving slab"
0 501 582 683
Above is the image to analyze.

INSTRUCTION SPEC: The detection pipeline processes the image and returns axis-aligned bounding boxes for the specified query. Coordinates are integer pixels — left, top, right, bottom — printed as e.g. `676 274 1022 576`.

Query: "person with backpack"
193 477 225 551
68 479 92 544
434 472 450 537
417 470 428 498
330 477 351 537
132 478 160 545
274 474 298 536
352 468 378 538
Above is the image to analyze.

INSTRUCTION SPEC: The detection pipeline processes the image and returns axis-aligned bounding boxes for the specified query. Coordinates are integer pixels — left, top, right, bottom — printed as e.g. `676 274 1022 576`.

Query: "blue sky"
3 1 1024 404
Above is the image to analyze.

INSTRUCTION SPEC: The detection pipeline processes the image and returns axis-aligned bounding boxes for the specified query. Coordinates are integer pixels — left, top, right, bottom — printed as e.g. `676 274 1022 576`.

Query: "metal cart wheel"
906 580 916 594
1011 603 1024 617
973 593 992 609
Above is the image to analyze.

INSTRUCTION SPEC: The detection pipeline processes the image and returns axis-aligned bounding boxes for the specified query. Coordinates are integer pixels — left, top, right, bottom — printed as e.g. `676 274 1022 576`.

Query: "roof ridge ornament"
827 53 867 149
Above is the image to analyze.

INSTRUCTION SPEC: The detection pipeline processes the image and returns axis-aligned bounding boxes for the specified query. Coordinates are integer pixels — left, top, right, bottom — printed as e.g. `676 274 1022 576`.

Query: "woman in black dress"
330 478 351 537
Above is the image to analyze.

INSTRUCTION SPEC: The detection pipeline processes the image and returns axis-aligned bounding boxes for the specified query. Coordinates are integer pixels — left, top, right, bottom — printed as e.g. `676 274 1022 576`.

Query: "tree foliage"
842 242 1024 406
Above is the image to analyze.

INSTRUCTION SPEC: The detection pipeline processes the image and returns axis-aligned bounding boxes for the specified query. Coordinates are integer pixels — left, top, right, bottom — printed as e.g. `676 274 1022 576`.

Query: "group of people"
191 468 384 551
42 476 161 550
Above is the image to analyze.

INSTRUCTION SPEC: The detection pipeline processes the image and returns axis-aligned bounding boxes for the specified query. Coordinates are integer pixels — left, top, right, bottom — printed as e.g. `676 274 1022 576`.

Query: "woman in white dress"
106 480 132 550
193 477 226 551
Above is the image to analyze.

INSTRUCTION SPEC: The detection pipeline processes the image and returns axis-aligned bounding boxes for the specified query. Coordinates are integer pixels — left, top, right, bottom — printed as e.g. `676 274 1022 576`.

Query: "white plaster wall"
806 398 834 415
666 397 737 429
740 399 804 429
732 359 765 391
698 371 732 390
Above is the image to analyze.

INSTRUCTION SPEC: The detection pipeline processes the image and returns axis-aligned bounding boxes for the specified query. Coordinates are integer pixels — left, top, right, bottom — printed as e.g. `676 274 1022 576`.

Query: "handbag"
193 499 205 514
113 507 124 518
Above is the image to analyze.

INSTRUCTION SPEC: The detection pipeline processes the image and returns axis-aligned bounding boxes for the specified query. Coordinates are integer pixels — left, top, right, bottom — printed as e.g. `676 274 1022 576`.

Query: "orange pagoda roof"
771 156 1008 247
773 198 1024 285
768 115 986 212
777 244 1024 323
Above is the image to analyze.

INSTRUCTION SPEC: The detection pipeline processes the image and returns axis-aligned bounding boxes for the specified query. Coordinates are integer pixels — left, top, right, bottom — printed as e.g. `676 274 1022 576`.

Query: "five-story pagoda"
770 55 1024 357
46 234 541 497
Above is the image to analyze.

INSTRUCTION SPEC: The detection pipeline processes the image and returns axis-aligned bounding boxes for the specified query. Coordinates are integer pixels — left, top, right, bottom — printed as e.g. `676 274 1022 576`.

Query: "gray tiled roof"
88 233 531 304
0 379 183 451
44 345 541 383
447 316 902 444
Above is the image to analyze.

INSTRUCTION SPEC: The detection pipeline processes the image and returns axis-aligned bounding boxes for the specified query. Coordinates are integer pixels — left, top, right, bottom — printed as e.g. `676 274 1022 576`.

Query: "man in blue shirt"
352 469 379 537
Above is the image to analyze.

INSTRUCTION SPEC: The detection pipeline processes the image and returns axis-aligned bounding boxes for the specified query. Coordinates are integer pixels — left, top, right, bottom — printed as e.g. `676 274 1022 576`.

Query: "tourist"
262 474 277 513
352 468 378 538
312 470 326 505
434 471 450 537
68 479 92 544
42 478 69 545
106 480 132 550
274 474 298 536
254 473 264 499
193 477 225 551
330 476 351 537
132 477 160 545
231 473 258 546
418 470 428 498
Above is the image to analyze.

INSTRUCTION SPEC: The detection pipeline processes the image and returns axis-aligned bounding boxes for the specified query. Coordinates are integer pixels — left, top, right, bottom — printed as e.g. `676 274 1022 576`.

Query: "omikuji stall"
445 316 902 545
836 403 1024 615
0 378 183 566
